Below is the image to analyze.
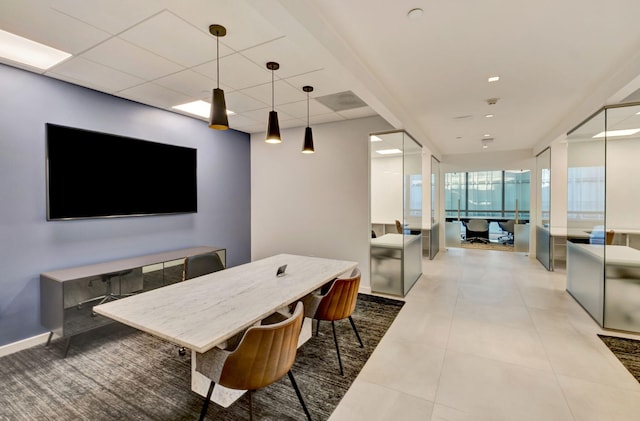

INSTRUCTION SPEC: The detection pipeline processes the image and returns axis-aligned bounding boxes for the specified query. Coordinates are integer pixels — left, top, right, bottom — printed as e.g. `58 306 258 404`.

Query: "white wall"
607 138 640 229
251 116 393 292
550 140 568 229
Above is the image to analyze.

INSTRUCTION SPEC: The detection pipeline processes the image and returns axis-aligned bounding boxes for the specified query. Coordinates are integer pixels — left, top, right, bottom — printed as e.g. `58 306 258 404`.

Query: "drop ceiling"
3 0 640 157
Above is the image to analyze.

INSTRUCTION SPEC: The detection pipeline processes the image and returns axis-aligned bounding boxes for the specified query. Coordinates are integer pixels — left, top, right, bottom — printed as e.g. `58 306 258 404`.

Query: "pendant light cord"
216 33 220 89
307 91 310 126
271 69 275 111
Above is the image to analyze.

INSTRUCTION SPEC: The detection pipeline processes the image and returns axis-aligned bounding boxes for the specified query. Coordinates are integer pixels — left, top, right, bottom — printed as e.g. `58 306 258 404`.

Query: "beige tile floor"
329 248 640 421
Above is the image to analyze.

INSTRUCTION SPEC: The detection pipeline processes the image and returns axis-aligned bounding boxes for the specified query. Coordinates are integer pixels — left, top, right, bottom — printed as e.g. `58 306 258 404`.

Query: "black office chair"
498 220 515 244
464 219 489 243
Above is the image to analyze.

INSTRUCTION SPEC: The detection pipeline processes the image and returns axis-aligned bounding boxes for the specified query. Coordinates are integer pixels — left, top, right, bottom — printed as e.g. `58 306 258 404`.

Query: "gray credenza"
40 246 225 356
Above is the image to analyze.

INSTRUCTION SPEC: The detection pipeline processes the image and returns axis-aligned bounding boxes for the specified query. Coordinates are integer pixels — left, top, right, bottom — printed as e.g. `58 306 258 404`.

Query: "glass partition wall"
535 148 552 270
566 102 640 332
370 130 423 296
430 156 440 259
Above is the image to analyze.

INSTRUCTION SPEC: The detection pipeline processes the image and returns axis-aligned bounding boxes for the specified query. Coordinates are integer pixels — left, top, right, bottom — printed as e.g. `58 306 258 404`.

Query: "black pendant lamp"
301 85 315 154
265 61 281 144
208 24 229 130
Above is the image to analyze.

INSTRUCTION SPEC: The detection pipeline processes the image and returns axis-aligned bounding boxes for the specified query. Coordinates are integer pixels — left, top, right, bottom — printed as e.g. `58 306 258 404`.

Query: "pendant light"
265 61 281 143
301 85 315 154
208 24 229 130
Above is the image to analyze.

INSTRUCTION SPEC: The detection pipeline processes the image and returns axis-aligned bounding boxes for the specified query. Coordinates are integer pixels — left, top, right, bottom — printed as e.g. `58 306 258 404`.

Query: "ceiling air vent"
315 90 367 112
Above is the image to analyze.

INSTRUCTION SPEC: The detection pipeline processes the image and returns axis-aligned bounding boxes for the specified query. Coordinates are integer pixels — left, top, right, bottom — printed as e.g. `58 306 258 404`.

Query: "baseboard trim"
0 332 57 358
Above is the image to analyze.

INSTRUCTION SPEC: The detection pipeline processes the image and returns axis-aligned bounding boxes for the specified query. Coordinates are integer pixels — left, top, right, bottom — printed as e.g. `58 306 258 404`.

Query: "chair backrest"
315 268 361 322
182 252 225 281
395 220 403 234
467 219 489 231
219 302 304 390
499 220 515 233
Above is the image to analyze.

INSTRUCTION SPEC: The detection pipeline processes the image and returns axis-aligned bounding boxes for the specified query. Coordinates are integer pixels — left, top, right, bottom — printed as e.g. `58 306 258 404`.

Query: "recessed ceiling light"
407 8 424 19
482 144 489 149
485 114 494 118
172 100 235 118
0 29 71 70
592 128 640 138
488 76 500 82
376 149 403 155
484 133 491 137
370 135 383 142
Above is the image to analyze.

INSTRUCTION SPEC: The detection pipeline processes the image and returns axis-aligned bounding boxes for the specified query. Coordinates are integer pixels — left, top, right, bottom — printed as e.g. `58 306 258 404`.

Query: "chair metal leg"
248 390 253 421
315 319 320 336
288 370 312 421
348 316 364 348
198 380 215 421
331 321 343 376
45 332 53 347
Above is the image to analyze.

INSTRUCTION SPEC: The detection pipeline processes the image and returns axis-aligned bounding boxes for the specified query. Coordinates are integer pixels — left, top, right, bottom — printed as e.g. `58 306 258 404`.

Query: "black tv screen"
46 123 197 220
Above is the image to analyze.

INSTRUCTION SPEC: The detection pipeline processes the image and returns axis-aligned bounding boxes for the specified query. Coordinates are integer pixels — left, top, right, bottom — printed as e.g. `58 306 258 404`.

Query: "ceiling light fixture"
265 61 281 144
484 133 491 137
376 149 403 155
0 29 71 70
208 24 229 130
593 129 640 138
301 86 315 154
407 8 424 19
485 114 494 118
173 100 235 118
488 76 500 82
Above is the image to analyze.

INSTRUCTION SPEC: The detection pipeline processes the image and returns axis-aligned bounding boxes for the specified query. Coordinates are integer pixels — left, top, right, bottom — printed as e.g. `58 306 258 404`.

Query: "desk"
94 253 356 406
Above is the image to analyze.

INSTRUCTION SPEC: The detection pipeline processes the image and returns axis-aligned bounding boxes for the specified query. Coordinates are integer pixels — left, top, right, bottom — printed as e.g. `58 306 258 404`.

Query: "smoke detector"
486 97 499 105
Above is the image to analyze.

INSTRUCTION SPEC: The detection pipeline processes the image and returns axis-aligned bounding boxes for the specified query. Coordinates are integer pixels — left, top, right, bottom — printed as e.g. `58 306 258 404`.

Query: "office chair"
302 267 363 375
182 252 225 281
196 302 312 421
464 219 490 243
498 220 515 244
78 269 135 315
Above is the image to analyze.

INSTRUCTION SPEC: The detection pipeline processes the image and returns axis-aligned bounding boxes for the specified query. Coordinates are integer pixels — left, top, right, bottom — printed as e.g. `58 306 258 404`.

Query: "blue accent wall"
0 64 251 346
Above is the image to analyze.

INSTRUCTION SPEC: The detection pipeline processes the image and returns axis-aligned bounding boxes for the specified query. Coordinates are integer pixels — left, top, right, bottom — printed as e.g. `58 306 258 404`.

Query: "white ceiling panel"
0 1 110 53
168 0 283 52
193 53 271 91
284 70 351 98
154 70 219 99
47 57 145 93
241 107 296 126
228 113 261 129
119 82 193 108
240 36 324 79
82 37 183 80
225 91 269 113
277 99 334 120
119 11 221 67
310 113 346 126
241 123 267 135
337 106 378 119
50 0 166 35
240 80 307 107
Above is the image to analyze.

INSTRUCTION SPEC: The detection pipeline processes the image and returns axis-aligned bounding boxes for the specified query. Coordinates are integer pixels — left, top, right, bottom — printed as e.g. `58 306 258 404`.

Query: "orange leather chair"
302 268 363 375
195 302 311 421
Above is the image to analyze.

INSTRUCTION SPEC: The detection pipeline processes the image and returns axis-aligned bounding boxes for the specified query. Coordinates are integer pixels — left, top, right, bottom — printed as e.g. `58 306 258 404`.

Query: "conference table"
94 253 357 407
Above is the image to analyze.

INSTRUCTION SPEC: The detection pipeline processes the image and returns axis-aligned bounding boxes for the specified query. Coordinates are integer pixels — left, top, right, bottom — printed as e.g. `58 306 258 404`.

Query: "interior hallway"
330 248 640 420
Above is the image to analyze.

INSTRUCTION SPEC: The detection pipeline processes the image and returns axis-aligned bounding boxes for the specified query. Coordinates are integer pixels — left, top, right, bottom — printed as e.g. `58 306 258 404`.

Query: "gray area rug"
0 294 403 421
598 334 640 383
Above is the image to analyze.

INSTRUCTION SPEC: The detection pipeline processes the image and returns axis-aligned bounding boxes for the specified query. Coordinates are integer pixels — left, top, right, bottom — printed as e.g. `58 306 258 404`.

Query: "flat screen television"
46 123 197 220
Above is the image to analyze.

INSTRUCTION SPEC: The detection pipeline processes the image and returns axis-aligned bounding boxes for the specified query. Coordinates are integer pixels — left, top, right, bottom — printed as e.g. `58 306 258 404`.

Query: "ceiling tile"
0 0 110 53
47 57 145 93
154 70 219 99
310 113 346 125
283 69 351 98
228 113 261 128
119 11 226 67
225 91 269 113
50 0 166 35
240 36 324 78
279 117 306 130
82 37 184 80
277 99 334 119
119 82 193 108
240 80 306 107
237 123 265 134
242 107 296 125
168 0 283 51
193 53 271 91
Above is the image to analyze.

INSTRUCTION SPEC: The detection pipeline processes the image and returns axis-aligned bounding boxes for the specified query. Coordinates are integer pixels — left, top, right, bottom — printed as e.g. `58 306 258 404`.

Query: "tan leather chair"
182 252 225 281
302 268 363 375
196 302 311 421
395 219 403 234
